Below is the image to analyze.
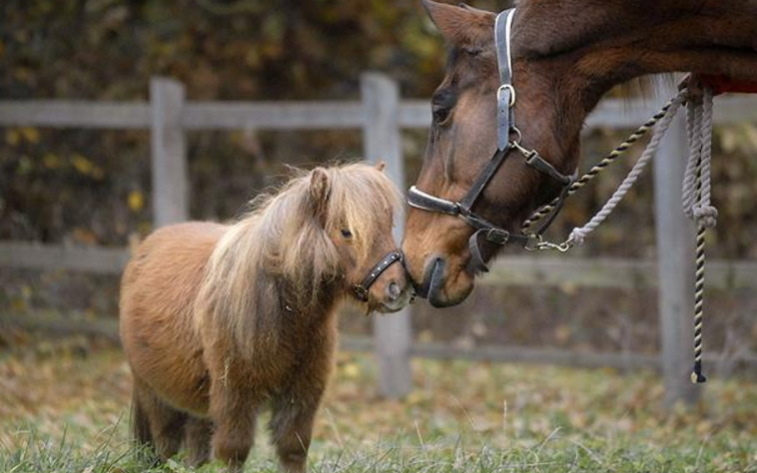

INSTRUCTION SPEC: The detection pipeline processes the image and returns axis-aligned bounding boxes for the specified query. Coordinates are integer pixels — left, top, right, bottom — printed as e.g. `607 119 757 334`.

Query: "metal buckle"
523 150 540 165
353 285 368 301
523 233 542 252
497 84 516 107
485 228 510 245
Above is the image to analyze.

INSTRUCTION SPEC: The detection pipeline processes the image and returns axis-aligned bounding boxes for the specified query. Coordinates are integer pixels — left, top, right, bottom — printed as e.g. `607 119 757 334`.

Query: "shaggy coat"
119 163 406 472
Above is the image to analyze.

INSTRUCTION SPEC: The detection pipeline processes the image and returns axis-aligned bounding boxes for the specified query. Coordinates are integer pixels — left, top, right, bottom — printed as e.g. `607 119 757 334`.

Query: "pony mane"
194 162 401 357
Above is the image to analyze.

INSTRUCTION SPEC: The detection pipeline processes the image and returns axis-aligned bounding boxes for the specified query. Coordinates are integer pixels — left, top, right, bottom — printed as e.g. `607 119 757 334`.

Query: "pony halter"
407 8 575 274
352 250 404 302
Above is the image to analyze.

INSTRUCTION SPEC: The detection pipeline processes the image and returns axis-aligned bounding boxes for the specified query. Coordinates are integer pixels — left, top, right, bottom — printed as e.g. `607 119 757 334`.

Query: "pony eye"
432 105 451 125
340 229 353 238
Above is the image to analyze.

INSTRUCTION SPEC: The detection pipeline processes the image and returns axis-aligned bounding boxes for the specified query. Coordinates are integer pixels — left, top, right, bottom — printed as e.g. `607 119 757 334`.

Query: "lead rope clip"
523 234 574 253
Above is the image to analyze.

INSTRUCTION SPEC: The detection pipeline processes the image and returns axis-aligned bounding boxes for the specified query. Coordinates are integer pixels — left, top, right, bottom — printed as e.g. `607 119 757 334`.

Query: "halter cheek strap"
495 9 516 150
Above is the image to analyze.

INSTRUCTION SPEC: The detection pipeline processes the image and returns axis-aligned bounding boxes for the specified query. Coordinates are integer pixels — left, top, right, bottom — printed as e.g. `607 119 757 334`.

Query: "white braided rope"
681 96 702 218
568 90 689 245
682 87 718 228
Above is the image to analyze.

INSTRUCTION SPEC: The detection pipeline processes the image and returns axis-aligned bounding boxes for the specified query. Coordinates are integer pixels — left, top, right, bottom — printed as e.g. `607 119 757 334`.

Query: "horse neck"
514 0 757 170
517 0 757 90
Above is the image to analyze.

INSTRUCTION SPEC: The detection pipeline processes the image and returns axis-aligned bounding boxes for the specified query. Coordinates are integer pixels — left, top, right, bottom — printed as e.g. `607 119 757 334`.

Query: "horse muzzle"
376 282 415 313
412 256 450 308
414 255 476 308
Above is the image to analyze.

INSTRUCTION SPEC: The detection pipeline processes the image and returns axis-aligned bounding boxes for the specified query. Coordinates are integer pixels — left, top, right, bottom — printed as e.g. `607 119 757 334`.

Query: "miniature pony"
119 163 411 472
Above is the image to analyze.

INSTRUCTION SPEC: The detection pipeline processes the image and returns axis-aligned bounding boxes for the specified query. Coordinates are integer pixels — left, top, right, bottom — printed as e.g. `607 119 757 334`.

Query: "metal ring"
497 84 516 107
509 126 523 147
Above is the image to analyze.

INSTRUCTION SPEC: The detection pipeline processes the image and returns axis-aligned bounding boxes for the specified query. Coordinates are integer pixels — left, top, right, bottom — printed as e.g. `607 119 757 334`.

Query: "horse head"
402 0 757 307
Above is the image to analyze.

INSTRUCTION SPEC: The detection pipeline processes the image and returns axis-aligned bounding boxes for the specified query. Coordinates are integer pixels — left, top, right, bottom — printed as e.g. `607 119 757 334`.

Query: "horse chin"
426 258 474 308
375 303 404 314
374 288 414 314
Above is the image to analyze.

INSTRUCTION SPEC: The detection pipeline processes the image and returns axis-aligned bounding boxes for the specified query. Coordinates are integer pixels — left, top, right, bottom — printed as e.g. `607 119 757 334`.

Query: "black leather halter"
407 8 575 274
353 250 404 301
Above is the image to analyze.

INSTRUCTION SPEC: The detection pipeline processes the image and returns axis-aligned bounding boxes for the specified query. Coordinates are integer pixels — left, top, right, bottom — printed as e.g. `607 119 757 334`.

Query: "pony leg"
134 379 187 461
269 400 319 473
130 381 154 463
209 384 260 472
184 416 214 467
269 322 334 473
131 382 152 445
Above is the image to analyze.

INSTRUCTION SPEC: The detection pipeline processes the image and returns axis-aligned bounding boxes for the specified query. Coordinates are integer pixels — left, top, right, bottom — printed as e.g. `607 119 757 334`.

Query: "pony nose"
386 281 402 302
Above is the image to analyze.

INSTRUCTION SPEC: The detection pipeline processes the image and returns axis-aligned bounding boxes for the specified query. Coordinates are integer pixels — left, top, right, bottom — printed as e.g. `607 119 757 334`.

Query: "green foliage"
1 0 444 100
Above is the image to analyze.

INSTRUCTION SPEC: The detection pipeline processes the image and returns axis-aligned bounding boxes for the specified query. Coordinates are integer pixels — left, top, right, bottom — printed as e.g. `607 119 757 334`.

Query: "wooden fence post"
361 72 413 399
150 77 189 227
654 111 700 407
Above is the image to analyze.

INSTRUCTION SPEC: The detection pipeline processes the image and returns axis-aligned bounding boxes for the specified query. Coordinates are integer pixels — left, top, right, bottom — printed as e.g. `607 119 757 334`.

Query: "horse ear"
309 167 331 225
422 0 495 47
375 161 386 172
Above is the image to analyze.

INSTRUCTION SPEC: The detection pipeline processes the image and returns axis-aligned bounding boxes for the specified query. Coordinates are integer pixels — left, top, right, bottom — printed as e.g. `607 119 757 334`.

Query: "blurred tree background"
1 0 757 366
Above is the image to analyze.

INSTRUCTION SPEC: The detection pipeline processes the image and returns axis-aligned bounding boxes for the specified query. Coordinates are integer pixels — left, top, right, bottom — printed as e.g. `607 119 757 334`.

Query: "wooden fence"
2 74 757 406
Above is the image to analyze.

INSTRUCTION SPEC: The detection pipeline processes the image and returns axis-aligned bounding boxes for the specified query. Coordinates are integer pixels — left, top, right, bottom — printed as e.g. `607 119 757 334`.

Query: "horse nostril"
387 281 401 301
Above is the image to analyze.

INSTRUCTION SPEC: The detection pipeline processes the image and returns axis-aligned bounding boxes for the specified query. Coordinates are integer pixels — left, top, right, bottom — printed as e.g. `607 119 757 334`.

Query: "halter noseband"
352 250 404 302
407 8 575 274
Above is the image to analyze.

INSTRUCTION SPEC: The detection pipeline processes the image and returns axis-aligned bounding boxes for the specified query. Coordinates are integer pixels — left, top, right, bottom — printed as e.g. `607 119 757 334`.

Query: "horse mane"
194 162 401 357
612 75 677 105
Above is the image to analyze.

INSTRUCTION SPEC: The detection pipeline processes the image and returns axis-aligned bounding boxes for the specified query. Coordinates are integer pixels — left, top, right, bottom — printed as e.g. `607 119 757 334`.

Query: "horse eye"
432 104 452 125
340 229 353 238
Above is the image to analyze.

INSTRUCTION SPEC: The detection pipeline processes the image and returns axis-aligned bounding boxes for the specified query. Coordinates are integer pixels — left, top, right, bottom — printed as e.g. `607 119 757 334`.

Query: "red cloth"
699 74 757 96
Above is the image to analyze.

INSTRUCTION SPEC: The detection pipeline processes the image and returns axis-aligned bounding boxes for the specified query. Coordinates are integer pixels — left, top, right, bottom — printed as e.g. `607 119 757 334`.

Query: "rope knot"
568 228 586 246
693 205 718 228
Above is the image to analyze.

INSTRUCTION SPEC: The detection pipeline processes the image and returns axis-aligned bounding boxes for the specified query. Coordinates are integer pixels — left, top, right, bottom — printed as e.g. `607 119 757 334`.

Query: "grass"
1 338 757 472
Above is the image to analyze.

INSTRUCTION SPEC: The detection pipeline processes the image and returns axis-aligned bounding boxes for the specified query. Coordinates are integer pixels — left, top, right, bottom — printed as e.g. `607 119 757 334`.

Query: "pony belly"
153 372 210 417
119 221 225 417
120 301 212 417
126 341 211 417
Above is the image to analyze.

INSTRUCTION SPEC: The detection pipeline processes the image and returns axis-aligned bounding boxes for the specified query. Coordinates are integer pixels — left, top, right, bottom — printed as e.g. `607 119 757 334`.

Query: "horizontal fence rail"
183 102 367 130
4 241 757 290
482 256 757 290
4 96 756 130
0 242 131 274
0 102 151 129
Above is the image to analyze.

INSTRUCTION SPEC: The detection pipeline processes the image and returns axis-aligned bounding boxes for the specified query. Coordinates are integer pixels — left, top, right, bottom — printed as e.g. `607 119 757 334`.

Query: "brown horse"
119 163 411 472
403 0 757 307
